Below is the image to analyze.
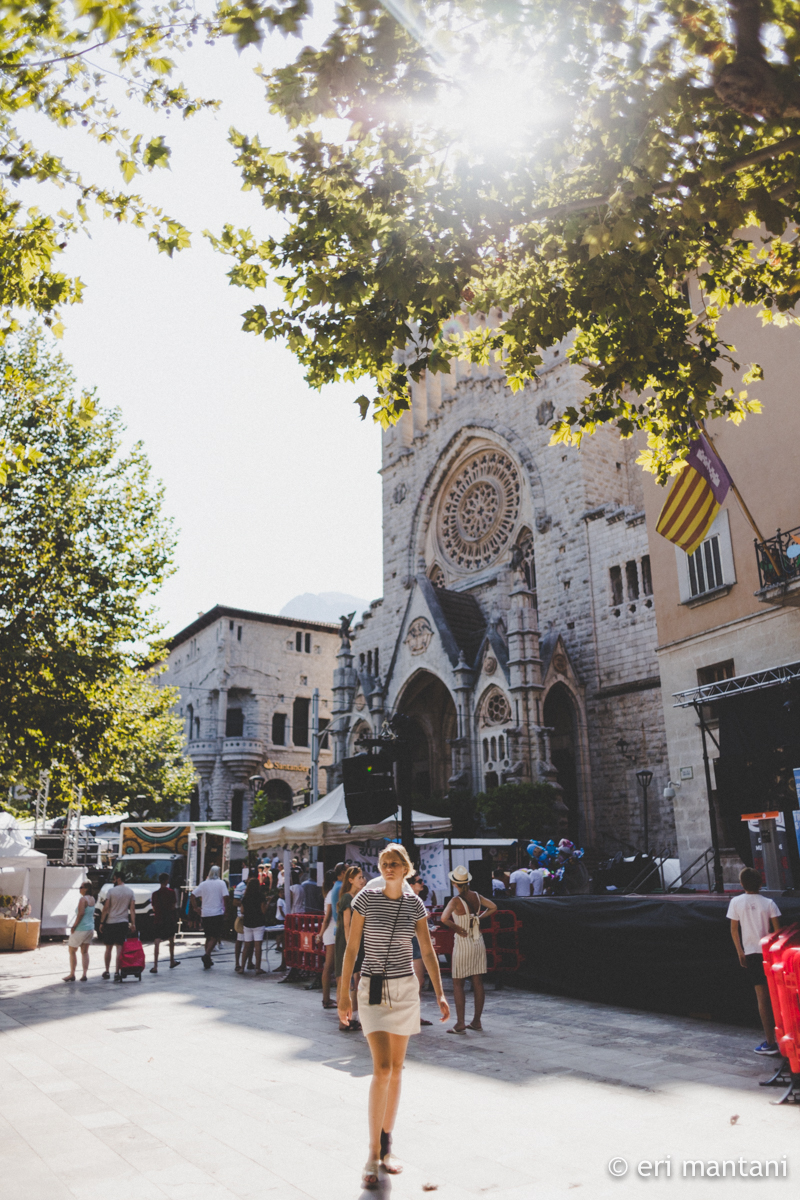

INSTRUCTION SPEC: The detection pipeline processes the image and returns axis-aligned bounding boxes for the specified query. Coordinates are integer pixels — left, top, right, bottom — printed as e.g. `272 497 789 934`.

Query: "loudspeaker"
342 752 397 826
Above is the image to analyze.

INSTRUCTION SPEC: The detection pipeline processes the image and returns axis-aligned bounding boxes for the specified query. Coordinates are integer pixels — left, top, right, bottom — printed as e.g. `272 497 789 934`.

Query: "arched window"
498 735 505 760
483 738 489 763
428 563 445 588
490 736 497 761
484 689 512 726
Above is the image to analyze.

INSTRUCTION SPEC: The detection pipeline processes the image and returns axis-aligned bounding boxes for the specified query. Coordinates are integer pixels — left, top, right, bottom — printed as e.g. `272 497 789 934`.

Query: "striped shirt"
352 887 427 979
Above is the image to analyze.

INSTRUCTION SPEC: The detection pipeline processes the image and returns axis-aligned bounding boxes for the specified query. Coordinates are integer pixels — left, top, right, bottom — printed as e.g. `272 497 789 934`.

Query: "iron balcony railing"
755 525 800 590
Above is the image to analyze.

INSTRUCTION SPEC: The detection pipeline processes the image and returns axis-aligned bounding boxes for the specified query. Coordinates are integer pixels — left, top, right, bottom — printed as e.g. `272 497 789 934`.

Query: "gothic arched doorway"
543 683 581 843
395 671 458 801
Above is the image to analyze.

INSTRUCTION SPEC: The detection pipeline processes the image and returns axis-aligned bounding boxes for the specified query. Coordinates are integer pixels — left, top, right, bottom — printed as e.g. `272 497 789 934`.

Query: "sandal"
380 1130 402 1175
63 975 75 983
321 1000 337 1009
362 1159 381 1189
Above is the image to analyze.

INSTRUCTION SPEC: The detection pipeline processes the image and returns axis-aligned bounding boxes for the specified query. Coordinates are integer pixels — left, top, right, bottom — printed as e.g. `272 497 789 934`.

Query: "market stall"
0 813 85 941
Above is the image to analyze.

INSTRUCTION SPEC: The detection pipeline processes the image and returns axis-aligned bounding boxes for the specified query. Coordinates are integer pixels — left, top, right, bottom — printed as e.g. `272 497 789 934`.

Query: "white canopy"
247 784 452 849
0 812 46 864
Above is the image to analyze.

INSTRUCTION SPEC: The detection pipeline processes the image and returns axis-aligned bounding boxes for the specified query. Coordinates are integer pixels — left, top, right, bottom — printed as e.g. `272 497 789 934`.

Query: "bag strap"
380 893 404 976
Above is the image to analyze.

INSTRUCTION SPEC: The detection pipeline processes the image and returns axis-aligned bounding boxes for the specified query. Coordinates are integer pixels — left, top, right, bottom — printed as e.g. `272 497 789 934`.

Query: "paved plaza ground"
0 937 797 1200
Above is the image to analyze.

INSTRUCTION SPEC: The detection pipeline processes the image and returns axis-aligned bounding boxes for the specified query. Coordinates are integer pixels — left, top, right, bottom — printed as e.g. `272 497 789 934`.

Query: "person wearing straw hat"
440 865 497 1033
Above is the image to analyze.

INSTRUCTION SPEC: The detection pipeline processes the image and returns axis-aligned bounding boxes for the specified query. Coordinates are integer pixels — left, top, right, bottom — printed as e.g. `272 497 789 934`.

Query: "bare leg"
365 1032 409 1165
321 945 334 1004
64 946 77 980
235 939 243 970
104 944 113 974
168 936 176 966
80 943 89 979
755 983 775 1043
243 942 254 969
468 975 485 1029
413 958 425 992
254 941 265 973
351 972 360 1021
152 938 161 972
115 943 124 975
451 978 467 1031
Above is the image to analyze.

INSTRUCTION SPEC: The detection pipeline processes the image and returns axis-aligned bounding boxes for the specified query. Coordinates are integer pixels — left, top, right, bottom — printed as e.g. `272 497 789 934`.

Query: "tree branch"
527 135 800 223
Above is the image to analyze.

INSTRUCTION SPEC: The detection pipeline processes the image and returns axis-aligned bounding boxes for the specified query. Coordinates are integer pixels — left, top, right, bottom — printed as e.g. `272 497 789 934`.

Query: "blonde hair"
378 843 414 878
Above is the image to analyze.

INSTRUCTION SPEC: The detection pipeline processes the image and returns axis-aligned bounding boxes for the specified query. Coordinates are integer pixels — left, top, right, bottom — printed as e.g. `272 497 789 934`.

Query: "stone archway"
264 778 293 812
395 671 458 800
543 683 582 843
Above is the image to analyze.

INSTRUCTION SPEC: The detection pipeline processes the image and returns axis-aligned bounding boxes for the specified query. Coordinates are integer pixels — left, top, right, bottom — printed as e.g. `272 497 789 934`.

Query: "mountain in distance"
279 592 371 624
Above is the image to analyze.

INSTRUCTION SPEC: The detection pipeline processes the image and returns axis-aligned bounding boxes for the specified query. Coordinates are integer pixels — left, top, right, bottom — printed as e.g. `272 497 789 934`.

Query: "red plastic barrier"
429 908 523 976
778 945 800 1073
283 913 325 974
762 927 797 1053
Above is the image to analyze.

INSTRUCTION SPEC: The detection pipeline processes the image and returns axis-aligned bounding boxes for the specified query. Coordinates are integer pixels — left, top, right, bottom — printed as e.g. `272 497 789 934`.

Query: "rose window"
438 449 521 571
485 691 512 725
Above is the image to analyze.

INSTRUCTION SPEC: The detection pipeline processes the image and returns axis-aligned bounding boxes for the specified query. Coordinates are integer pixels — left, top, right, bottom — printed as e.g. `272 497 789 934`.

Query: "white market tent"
0 812 85 935
247 784 452 849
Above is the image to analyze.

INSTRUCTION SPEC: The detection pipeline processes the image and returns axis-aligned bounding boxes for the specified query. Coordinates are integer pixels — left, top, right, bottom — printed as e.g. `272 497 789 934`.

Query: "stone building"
161 606 340 828
641 308 800 882
329 323 676 855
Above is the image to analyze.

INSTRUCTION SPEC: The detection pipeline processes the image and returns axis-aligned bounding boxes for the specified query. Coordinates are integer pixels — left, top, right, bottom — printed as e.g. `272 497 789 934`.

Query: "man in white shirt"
99 871 137 981
727 867 782 1055
509 867 534 897
529 867 549 896
191 866 229 969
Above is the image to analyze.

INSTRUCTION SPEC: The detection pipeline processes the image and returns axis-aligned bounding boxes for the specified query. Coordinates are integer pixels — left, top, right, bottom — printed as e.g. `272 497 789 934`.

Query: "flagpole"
698 423 780 575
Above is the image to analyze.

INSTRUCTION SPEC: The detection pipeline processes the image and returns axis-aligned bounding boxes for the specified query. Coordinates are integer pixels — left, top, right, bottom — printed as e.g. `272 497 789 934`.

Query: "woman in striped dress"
338 843 450 1189
440 865 497 1033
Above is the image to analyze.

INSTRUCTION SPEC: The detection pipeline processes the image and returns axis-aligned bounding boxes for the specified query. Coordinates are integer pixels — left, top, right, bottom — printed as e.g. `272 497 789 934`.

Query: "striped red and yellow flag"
655 434 732 556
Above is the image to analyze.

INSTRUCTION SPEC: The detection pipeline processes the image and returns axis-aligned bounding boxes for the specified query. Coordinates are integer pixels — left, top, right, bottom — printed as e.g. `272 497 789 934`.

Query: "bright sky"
26 9 384 639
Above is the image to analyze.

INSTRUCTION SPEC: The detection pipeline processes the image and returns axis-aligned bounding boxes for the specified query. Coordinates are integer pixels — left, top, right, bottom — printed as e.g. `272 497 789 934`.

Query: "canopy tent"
0 812 46 867
247 784 452 849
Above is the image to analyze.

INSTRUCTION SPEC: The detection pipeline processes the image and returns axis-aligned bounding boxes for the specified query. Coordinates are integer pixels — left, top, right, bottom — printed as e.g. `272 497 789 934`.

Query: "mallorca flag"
655 434 732 555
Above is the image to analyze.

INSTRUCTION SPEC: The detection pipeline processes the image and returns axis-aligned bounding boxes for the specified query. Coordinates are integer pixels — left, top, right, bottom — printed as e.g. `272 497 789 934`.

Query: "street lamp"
636 769 653 856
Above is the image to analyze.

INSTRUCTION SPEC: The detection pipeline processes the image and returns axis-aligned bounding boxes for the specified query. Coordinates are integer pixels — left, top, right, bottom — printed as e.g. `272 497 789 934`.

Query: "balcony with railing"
754 526 800 606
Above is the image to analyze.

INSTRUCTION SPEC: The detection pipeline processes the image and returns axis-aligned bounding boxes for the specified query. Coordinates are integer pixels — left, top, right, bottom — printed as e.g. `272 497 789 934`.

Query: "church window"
229 620 234 631
305 631 311 653
437 448 521 572
641 555 653 596
498 735 505 759
625 560 640 601
609 565 623 606
293 697 310 746
367 650 373 674
186 704 194 742
296 631 302 651
194 716 200 739
225 707 244 737
490 737 497 761
374 647 379 676
237 625 242 641
429 563 445 588
485 690 511 725
272 713 287 745
359 652 366 668
483 738 489 763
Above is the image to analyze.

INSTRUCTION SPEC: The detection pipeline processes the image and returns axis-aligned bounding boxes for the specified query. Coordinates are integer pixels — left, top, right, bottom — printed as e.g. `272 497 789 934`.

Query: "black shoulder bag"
368 894 404 1005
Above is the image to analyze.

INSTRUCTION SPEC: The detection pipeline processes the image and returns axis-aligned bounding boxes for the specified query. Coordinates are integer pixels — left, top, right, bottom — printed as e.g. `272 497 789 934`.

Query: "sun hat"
449 865 472 885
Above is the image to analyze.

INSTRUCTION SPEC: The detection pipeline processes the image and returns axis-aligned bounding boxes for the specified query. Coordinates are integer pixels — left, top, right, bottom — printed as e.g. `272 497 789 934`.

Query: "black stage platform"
498 893 800 1025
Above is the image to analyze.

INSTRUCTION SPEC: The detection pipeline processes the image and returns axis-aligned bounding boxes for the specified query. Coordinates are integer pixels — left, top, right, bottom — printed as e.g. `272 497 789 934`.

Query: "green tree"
0 325 191 814
210 0 800 478
250 788 292 828
475 782 561 843
0 0 308 390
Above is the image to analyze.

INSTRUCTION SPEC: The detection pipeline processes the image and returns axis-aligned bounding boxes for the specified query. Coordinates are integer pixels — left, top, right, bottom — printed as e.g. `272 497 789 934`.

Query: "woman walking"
239 875 267 974
335 866 365 1031
338 845 449 1189
64 882 95 982
440 865 496 1033
315 869 338 1009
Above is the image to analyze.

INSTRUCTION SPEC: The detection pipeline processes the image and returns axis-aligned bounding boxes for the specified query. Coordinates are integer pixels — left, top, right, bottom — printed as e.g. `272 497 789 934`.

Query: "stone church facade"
330 330 677 855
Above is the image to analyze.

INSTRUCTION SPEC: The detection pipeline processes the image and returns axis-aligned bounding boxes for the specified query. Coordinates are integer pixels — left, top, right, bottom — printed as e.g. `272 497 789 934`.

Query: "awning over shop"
247 784 452 849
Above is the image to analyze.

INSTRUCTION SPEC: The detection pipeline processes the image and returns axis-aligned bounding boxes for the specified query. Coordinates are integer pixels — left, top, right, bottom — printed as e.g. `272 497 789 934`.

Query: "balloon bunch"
526 838 585 886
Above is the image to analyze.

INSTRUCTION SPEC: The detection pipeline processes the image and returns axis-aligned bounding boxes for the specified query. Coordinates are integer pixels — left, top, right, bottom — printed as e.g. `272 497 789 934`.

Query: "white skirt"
357 974 420 1037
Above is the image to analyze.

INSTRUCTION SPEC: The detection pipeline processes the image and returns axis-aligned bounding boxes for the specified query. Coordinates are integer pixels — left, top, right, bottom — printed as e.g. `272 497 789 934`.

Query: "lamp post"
636 768 653 856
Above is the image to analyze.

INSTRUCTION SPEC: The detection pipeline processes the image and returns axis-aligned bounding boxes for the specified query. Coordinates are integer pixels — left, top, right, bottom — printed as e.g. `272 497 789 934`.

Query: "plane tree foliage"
209 0 800 478
0 327 192 815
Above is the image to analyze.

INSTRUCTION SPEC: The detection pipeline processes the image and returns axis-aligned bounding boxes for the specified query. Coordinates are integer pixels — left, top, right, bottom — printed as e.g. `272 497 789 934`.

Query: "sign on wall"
419 839 447 904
